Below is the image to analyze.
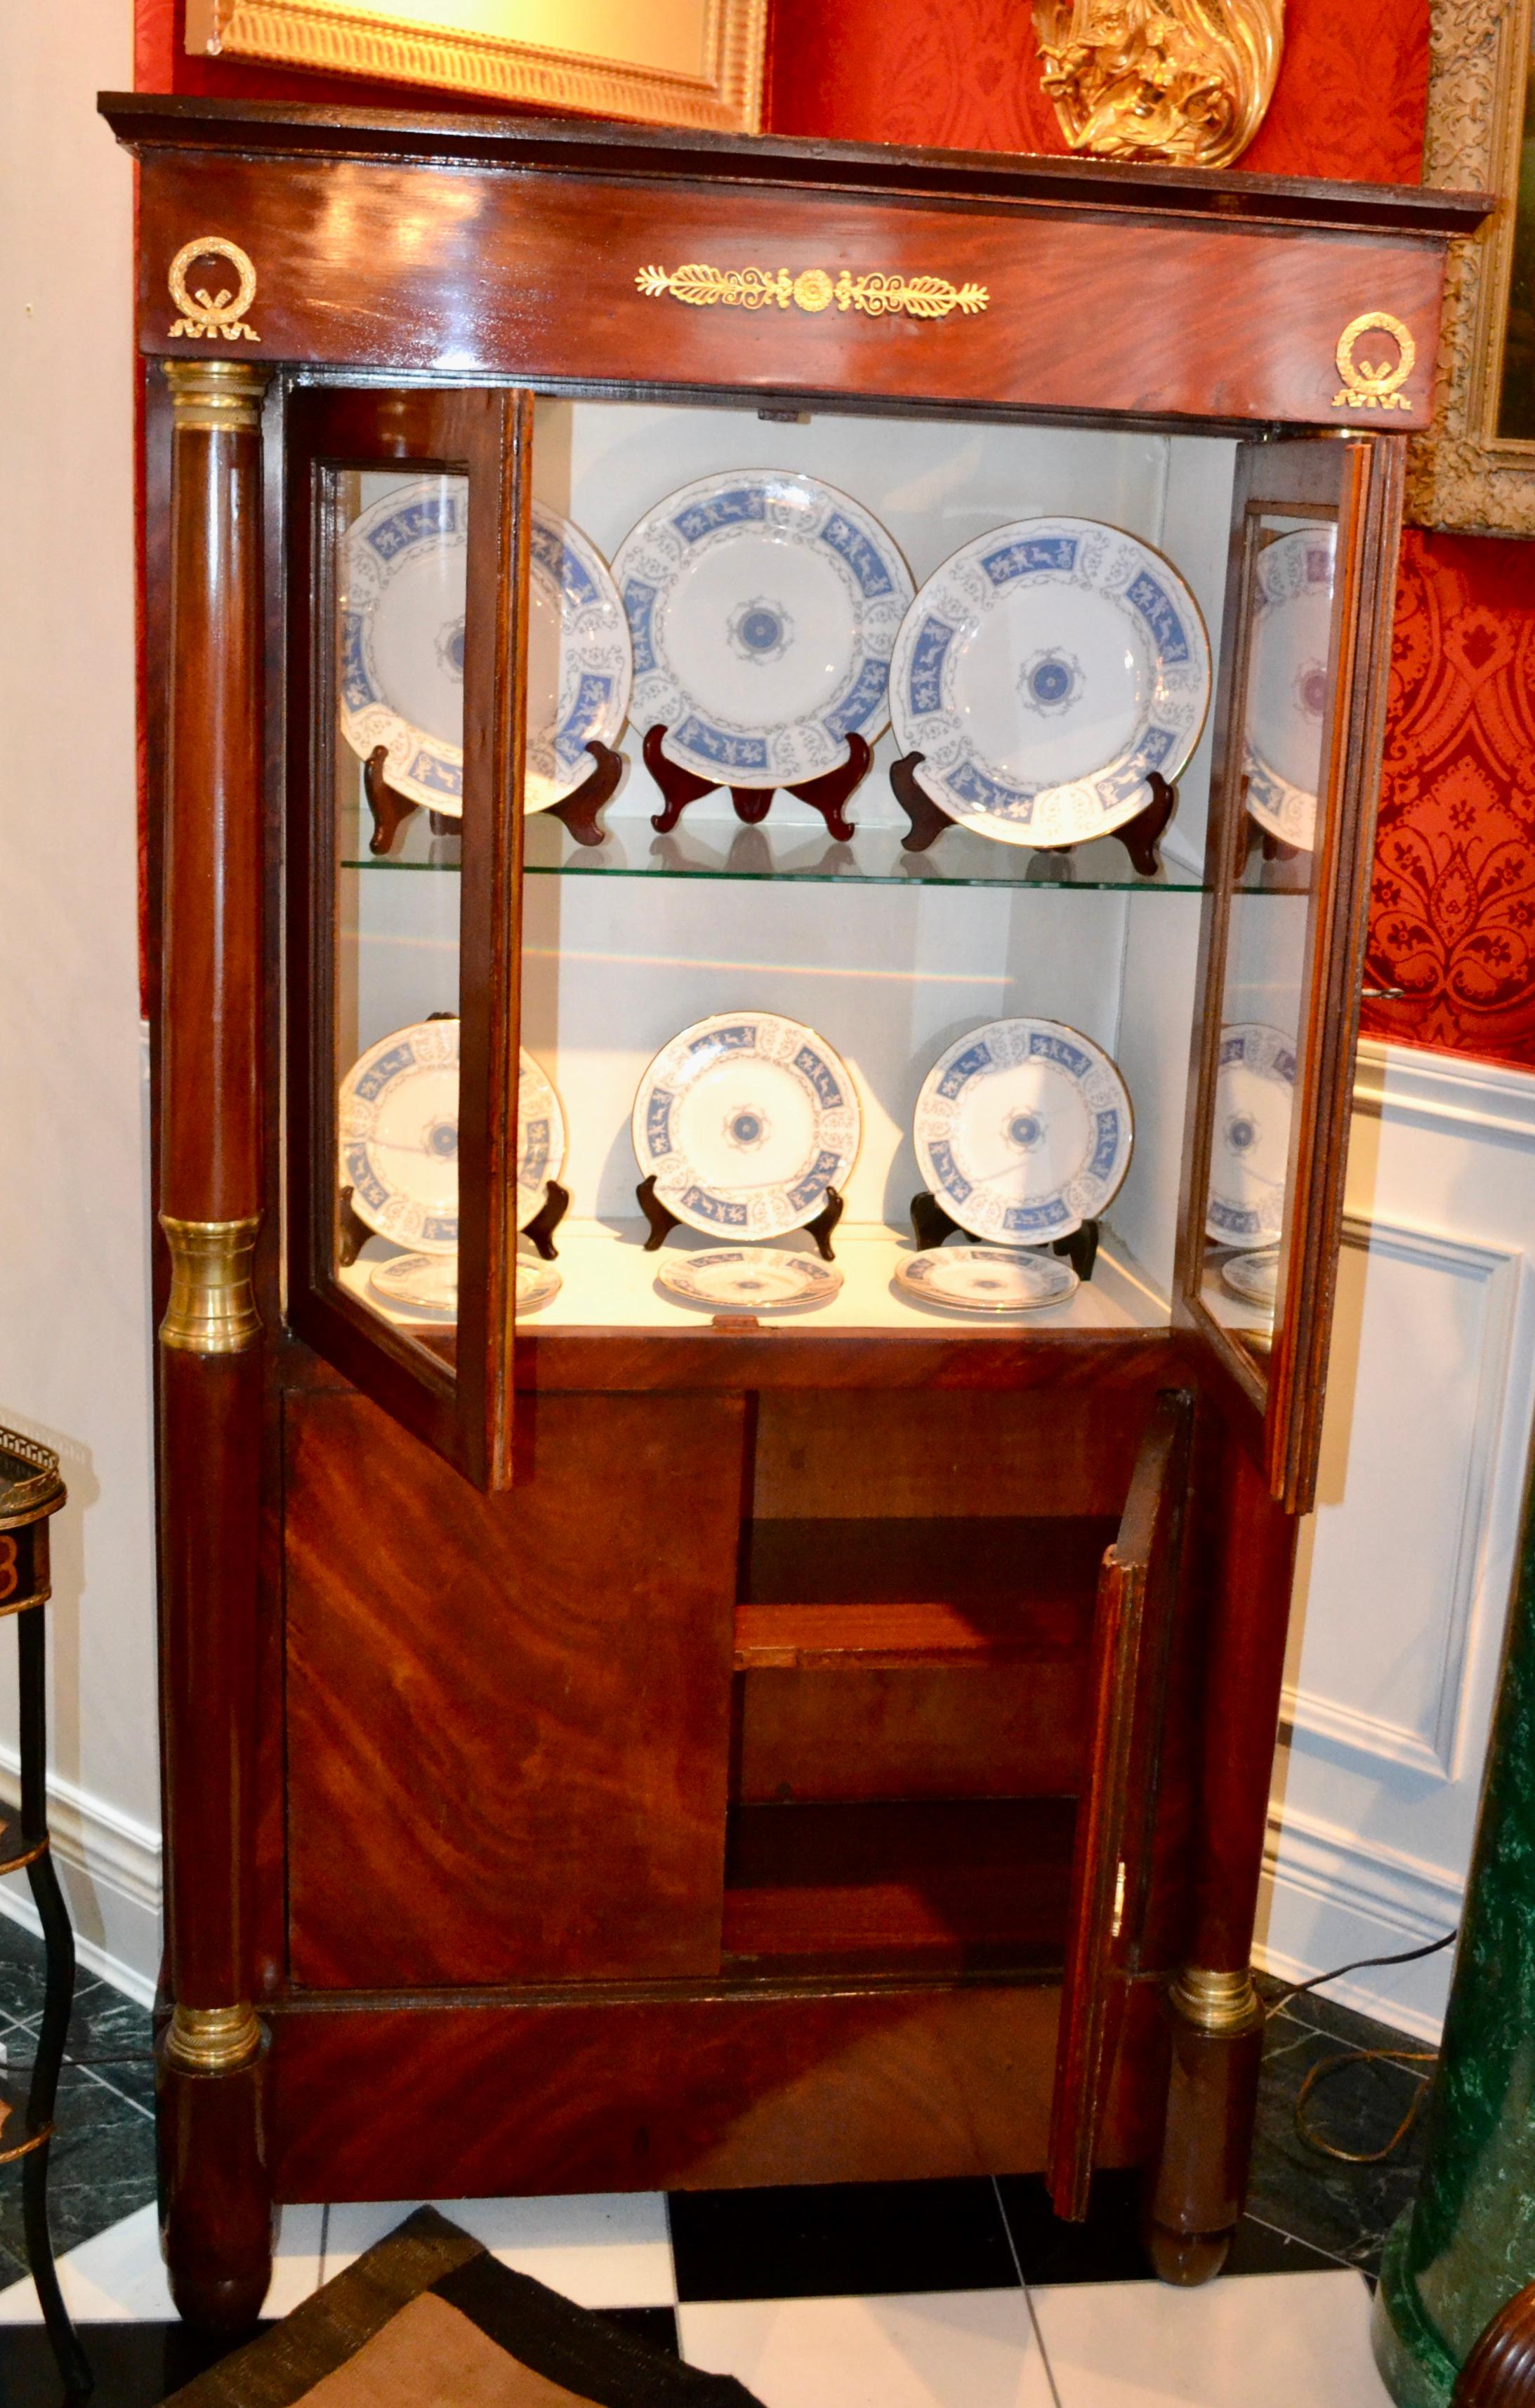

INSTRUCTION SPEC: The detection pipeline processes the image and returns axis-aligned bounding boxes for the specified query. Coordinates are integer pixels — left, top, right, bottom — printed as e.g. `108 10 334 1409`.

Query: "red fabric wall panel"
766 0 1430 186
1364 530 1535 1067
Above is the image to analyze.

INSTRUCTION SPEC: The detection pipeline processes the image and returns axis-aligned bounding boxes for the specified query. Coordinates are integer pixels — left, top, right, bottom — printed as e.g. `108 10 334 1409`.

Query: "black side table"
0 1427 91 2400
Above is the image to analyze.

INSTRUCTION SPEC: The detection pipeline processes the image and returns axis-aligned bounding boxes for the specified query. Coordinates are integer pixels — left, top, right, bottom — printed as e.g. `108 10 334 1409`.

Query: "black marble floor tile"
15 1984 154 2076
996 2171 1153 2286
1246 1999 1432 2278
0 2320 268 2408
0 1930 49 2035
0 2068 156 2275
1224 2216 1350 2277
996 2171 1346 2285
669 2178 1018 2303
600 2306 680 2357
3 1985 154 2082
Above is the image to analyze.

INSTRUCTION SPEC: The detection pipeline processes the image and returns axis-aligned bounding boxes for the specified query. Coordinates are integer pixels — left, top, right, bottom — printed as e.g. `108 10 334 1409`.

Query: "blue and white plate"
1244 527 1336 853
656 1248 843 1312
516 1048 567 1231
632 1012 861 1241
894 1245 1079 1316
340 480 631 817
612 470 913 790
340 1019 461 1254
367 1252 459 1318
517 1257 562 1314
1206 1022 1296 1249
914 1017 1133 1245
1220 1245 1279 1311
889 516 1211 848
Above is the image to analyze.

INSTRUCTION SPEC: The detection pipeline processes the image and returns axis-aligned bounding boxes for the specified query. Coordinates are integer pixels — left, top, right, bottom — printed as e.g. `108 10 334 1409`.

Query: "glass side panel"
332 467 466 1363
1201 511 1337 1373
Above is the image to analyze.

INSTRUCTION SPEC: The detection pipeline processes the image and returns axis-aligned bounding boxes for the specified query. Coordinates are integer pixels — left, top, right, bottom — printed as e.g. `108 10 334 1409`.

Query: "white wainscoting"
1257 1040 1535 2040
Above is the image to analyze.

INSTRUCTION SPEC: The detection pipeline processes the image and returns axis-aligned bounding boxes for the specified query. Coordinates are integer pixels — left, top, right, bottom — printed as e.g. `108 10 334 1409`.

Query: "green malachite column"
1374 1443 1535 2404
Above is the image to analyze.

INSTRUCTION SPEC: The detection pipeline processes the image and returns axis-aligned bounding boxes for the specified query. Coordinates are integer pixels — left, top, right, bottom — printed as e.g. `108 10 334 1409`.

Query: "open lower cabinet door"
1175 431 1405 1515
285 385 534 1492
1048 1387 1196 2220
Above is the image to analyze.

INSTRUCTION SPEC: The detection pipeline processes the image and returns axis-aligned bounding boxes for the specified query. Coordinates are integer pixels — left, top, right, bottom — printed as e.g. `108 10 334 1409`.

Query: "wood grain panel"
268 1983 1068 2198
283 1389 744 1986
723 1797 1076 1970
734 1661 1091 1803
131 154 1452 429
752 1391 1152 1518
518 1328 1180 1396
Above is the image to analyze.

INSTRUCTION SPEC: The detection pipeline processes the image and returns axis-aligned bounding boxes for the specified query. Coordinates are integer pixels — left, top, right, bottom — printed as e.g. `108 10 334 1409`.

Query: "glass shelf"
341 802 1224 892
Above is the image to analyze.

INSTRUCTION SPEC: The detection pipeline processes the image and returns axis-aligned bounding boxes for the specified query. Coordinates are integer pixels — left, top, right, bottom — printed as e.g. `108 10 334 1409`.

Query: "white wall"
0 2 161 1999
1257 1040 1535 2040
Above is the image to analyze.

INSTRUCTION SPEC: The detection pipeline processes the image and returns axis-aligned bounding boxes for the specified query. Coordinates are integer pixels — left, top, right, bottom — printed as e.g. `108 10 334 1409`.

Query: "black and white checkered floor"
0 2178 1398 2406
0 1920 1431 2406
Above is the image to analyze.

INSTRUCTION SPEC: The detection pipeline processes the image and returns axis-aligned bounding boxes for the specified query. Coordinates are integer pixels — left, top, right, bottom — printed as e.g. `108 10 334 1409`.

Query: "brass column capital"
1169 1964 1265 2036
163 2002 263 2075
159 1215 262 1355
162 358 270 435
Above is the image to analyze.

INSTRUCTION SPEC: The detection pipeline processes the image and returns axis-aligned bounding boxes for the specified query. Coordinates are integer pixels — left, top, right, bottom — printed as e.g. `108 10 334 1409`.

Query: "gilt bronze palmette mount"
1033 0 1284 171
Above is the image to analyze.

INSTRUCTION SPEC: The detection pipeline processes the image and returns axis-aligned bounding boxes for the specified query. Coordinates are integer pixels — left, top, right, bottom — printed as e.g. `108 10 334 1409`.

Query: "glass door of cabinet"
286 386 532 1493
1177 432 1404 1514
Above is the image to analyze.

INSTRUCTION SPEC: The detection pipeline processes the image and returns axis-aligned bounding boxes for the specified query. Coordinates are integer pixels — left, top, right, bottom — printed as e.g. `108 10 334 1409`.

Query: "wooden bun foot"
1146 2221 1232 2287
157 2039 273 2334
1147 1967 1265 2290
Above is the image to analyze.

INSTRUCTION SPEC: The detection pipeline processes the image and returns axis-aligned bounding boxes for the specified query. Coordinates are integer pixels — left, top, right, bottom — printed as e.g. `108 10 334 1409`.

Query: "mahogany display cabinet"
103 91 1485 2330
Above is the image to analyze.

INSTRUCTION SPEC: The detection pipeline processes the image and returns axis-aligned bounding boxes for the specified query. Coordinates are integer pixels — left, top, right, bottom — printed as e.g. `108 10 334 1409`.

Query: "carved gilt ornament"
636 264 989 319
167 237 262 343
1033 0 1284 170
1333 312 1418 412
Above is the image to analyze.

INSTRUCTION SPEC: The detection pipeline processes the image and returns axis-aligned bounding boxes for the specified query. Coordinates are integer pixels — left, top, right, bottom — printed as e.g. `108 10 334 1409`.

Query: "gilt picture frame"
183 0 767 134
1410 0 1535 533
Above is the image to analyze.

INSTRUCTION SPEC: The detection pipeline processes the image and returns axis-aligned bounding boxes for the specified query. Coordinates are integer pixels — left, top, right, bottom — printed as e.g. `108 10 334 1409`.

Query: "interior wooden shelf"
734 1597 1081 1671
741 1514 1116 1619
721 1797 1077 1974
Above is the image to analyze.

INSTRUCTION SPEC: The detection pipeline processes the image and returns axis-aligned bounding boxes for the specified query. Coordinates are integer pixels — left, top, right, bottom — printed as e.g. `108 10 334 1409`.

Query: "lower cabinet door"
1047 1387 1196 2217
282 1389 743 1987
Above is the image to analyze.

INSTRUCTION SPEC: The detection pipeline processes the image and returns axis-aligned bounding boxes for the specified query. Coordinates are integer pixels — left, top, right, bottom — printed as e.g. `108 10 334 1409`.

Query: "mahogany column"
1147 1428 1298 2282
155 356 274 2332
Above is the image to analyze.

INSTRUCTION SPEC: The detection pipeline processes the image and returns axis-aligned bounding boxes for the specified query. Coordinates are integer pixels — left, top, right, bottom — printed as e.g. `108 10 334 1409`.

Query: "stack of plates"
893 1247 1078 1316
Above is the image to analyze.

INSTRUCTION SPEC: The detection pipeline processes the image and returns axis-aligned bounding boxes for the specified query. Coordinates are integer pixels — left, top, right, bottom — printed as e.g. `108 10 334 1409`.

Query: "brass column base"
162 2002 263 2076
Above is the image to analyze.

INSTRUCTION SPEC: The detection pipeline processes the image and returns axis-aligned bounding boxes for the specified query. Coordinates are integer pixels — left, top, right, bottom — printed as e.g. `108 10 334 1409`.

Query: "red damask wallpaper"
1364 531 1535 1066
766 0 1430 187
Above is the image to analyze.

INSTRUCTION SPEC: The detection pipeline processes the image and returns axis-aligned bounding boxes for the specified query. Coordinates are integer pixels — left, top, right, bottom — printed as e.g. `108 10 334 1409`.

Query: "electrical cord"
1263 1929 1458 2166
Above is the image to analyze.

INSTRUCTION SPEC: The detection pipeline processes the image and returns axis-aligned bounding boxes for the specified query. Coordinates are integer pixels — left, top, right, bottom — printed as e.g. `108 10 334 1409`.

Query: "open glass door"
1176 433 1404 1514
286 387 532 1491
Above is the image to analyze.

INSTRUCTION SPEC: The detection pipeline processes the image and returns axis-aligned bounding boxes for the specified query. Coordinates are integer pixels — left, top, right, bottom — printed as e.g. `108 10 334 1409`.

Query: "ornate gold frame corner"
1411 0 1535 534
184 0 767 136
